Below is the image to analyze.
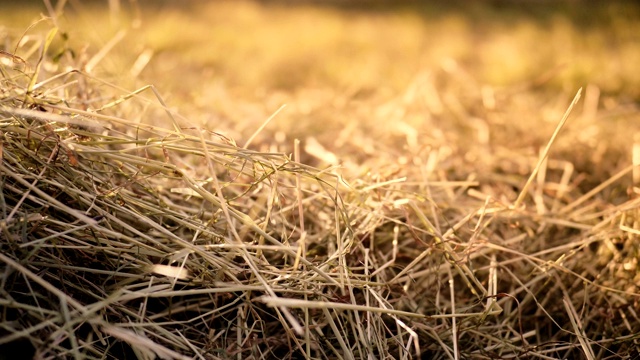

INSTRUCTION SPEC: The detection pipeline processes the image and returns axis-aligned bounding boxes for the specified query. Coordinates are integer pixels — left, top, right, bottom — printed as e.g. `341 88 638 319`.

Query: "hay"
1 5 640 360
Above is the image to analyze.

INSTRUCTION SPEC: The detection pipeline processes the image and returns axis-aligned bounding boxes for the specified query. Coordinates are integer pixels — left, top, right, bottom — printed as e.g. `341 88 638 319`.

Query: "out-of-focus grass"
91 0 638 184
4 1 638 154
137 1 640 96
4 1 640 98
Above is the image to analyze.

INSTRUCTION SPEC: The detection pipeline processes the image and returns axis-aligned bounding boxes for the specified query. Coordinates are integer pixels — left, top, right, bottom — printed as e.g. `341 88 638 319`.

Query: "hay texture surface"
1 4 640 360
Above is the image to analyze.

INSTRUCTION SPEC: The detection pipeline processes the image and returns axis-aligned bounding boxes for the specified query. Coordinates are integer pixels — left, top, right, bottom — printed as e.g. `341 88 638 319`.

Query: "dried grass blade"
513 88 582 209
27 27 57 93
563 297 595 360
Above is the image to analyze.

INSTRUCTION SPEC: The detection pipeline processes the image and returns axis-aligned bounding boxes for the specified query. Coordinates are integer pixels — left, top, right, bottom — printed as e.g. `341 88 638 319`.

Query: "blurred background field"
1 0 640 359
3 0 639 158
11 1 640 183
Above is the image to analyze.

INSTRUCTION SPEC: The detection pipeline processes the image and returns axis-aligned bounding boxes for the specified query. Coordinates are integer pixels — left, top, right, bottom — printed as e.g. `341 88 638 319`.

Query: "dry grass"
1 1 639 359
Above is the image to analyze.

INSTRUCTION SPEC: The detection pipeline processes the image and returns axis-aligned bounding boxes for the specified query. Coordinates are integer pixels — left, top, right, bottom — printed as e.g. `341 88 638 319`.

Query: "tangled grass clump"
1 15 640 360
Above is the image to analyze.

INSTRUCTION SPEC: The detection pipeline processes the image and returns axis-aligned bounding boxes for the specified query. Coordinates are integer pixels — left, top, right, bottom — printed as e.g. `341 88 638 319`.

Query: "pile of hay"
1 17 639 360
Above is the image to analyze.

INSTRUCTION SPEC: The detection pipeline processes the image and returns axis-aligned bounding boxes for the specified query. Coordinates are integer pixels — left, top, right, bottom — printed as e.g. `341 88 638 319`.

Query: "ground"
0 1 639 359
